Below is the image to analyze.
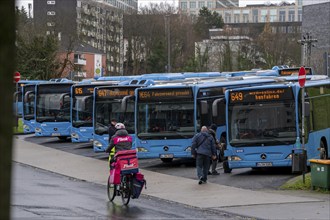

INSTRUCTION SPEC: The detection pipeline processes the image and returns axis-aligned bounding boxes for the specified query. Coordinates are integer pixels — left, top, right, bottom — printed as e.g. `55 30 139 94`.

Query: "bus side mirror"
121 95 134 112
212 98 225 117
200 101 208 114
24 91 34 103
304 102 310 117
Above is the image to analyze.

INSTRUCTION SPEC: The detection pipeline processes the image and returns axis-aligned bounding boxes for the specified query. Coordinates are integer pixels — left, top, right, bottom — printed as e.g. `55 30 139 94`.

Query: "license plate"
51 133 61 136
160 154 174 159
256 162 273 167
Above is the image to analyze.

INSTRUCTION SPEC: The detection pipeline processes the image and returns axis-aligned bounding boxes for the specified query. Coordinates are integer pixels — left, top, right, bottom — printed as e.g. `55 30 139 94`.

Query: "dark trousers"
196 154 211 181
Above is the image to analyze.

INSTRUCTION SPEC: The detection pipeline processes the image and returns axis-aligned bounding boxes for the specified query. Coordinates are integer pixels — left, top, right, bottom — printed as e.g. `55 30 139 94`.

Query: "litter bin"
309 159 330 190
292 149 307 173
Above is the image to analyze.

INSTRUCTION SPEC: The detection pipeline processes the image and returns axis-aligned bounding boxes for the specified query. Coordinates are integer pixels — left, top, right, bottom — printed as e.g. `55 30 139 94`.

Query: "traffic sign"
298 66 306 88
14 71 21 83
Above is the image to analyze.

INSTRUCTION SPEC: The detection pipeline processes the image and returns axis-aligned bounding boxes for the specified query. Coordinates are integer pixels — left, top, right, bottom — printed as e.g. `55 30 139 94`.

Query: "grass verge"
13 118 23 134
280 173 329 193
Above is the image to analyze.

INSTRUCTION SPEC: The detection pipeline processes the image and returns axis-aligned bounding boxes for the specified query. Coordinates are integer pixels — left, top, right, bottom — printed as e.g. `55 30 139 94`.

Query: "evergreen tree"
194 7 224 40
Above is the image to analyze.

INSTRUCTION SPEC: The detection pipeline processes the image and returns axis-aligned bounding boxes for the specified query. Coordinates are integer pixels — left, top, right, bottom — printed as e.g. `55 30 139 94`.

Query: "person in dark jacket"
106 123 132 165
191 126 217 184
108 119 117 141
208 124 220 175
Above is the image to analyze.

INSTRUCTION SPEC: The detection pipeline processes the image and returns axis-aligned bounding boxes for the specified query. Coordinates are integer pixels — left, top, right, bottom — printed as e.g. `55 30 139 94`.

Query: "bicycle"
107 172 134 205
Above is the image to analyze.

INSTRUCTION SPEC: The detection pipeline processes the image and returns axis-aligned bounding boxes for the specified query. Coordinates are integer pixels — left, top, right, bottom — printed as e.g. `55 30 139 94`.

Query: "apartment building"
179 0 302 23
33 0 137 77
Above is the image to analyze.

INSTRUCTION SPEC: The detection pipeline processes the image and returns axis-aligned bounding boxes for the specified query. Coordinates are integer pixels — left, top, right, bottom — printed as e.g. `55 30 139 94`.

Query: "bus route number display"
138 88 193 101
74 87 94 95
279 67 312 76
230 88 292 103
97 88 135 98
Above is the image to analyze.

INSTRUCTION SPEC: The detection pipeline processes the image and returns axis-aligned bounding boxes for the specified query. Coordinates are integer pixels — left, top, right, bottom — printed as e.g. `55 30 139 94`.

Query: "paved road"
11 162 245 220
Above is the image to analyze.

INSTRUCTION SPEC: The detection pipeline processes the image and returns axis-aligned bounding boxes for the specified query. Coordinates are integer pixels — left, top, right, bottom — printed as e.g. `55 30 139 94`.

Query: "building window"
47 11 56 15
234 14 239 23
47 1 55 5
46 31 50 35
260 9 267 22
225 11 231 23
298 9 302 21
207 1 213 8
190 1 196 8
252 9 258 23
279 10 286 22
198 1 205 8
269 9 277 22
180 2 187 9
288 9 295 22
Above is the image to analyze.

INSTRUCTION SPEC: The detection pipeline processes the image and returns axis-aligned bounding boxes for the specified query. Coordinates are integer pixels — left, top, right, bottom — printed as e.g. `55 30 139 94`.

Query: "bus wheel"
223 160 232 173
161 158 173 163
58 136 68 141
320 141 328 159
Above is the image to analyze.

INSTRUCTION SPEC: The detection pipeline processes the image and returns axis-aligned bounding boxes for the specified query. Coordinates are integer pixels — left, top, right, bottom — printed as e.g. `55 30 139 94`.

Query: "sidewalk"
12 135 330 220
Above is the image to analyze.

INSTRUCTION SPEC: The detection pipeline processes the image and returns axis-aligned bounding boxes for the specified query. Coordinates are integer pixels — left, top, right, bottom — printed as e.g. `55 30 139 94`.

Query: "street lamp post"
165 14 171 73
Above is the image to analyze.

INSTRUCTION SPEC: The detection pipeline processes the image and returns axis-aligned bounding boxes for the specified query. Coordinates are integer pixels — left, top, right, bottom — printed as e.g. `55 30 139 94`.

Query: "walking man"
191 126 217 184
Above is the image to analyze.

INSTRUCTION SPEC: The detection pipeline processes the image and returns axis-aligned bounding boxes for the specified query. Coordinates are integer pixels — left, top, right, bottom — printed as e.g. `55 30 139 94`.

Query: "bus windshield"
228 101 297 146
94 99 135 135
137 100 195 140
36 93 71 122
72 95 93 128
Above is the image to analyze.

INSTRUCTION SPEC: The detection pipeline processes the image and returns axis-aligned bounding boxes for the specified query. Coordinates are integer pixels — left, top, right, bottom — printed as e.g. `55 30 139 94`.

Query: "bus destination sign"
97 88 135 98
279 67 312 76
74 86 94 95
138 88 193 101
229 88 293 104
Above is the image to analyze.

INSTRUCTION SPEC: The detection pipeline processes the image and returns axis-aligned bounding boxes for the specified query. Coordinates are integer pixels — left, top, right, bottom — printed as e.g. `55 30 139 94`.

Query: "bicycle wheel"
107 176 116 201
121 175 132 205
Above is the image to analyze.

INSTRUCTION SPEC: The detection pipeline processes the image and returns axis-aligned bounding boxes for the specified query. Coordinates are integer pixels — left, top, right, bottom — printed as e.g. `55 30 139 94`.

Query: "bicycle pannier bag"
109 162 121 184
132 172 146 199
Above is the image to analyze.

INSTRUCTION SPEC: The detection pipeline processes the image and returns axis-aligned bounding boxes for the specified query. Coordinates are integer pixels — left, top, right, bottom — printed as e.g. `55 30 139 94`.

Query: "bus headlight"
229 156 242 161
35 128 41 133
185 146 192 152
93 140 102 147
137 147 148 152
71 133 78 139
285 154 292 159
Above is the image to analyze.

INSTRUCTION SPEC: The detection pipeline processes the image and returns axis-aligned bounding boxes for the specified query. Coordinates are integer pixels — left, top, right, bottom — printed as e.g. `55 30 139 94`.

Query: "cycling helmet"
115 123 125 130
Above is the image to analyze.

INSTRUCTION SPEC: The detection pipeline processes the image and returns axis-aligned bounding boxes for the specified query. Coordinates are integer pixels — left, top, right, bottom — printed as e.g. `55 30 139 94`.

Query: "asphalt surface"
12 135 330 220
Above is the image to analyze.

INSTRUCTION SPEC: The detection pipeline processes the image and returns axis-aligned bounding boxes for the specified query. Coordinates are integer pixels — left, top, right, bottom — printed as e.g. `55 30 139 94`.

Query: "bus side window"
212 99 226 126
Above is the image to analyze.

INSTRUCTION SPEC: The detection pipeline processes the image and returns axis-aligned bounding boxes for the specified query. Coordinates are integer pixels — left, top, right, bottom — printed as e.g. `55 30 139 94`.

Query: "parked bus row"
15 66 329 173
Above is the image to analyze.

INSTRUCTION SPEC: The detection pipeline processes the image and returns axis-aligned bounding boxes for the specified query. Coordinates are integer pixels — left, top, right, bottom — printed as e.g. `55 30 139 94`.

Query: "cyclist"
106 123 132 165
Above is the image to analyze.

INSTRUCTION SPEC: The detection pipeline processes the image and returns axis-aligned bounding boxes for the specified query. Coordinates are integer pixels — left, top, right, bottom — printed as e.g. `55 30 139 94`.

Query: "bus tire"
223 160 232 173
320 140 328 159
161 158 173 163
58 136 68 141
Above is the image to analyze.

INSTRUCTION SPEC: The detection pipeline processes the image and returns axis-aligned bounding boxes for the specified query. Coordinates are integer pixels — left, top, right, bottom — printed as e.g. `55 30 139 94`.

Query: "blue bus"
13 80 46 117
21 82 46 133
93 84 149 152
70 81 121 143
34 81 74 140
91 73 208 152
134 77 280 162
224 76 330 173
